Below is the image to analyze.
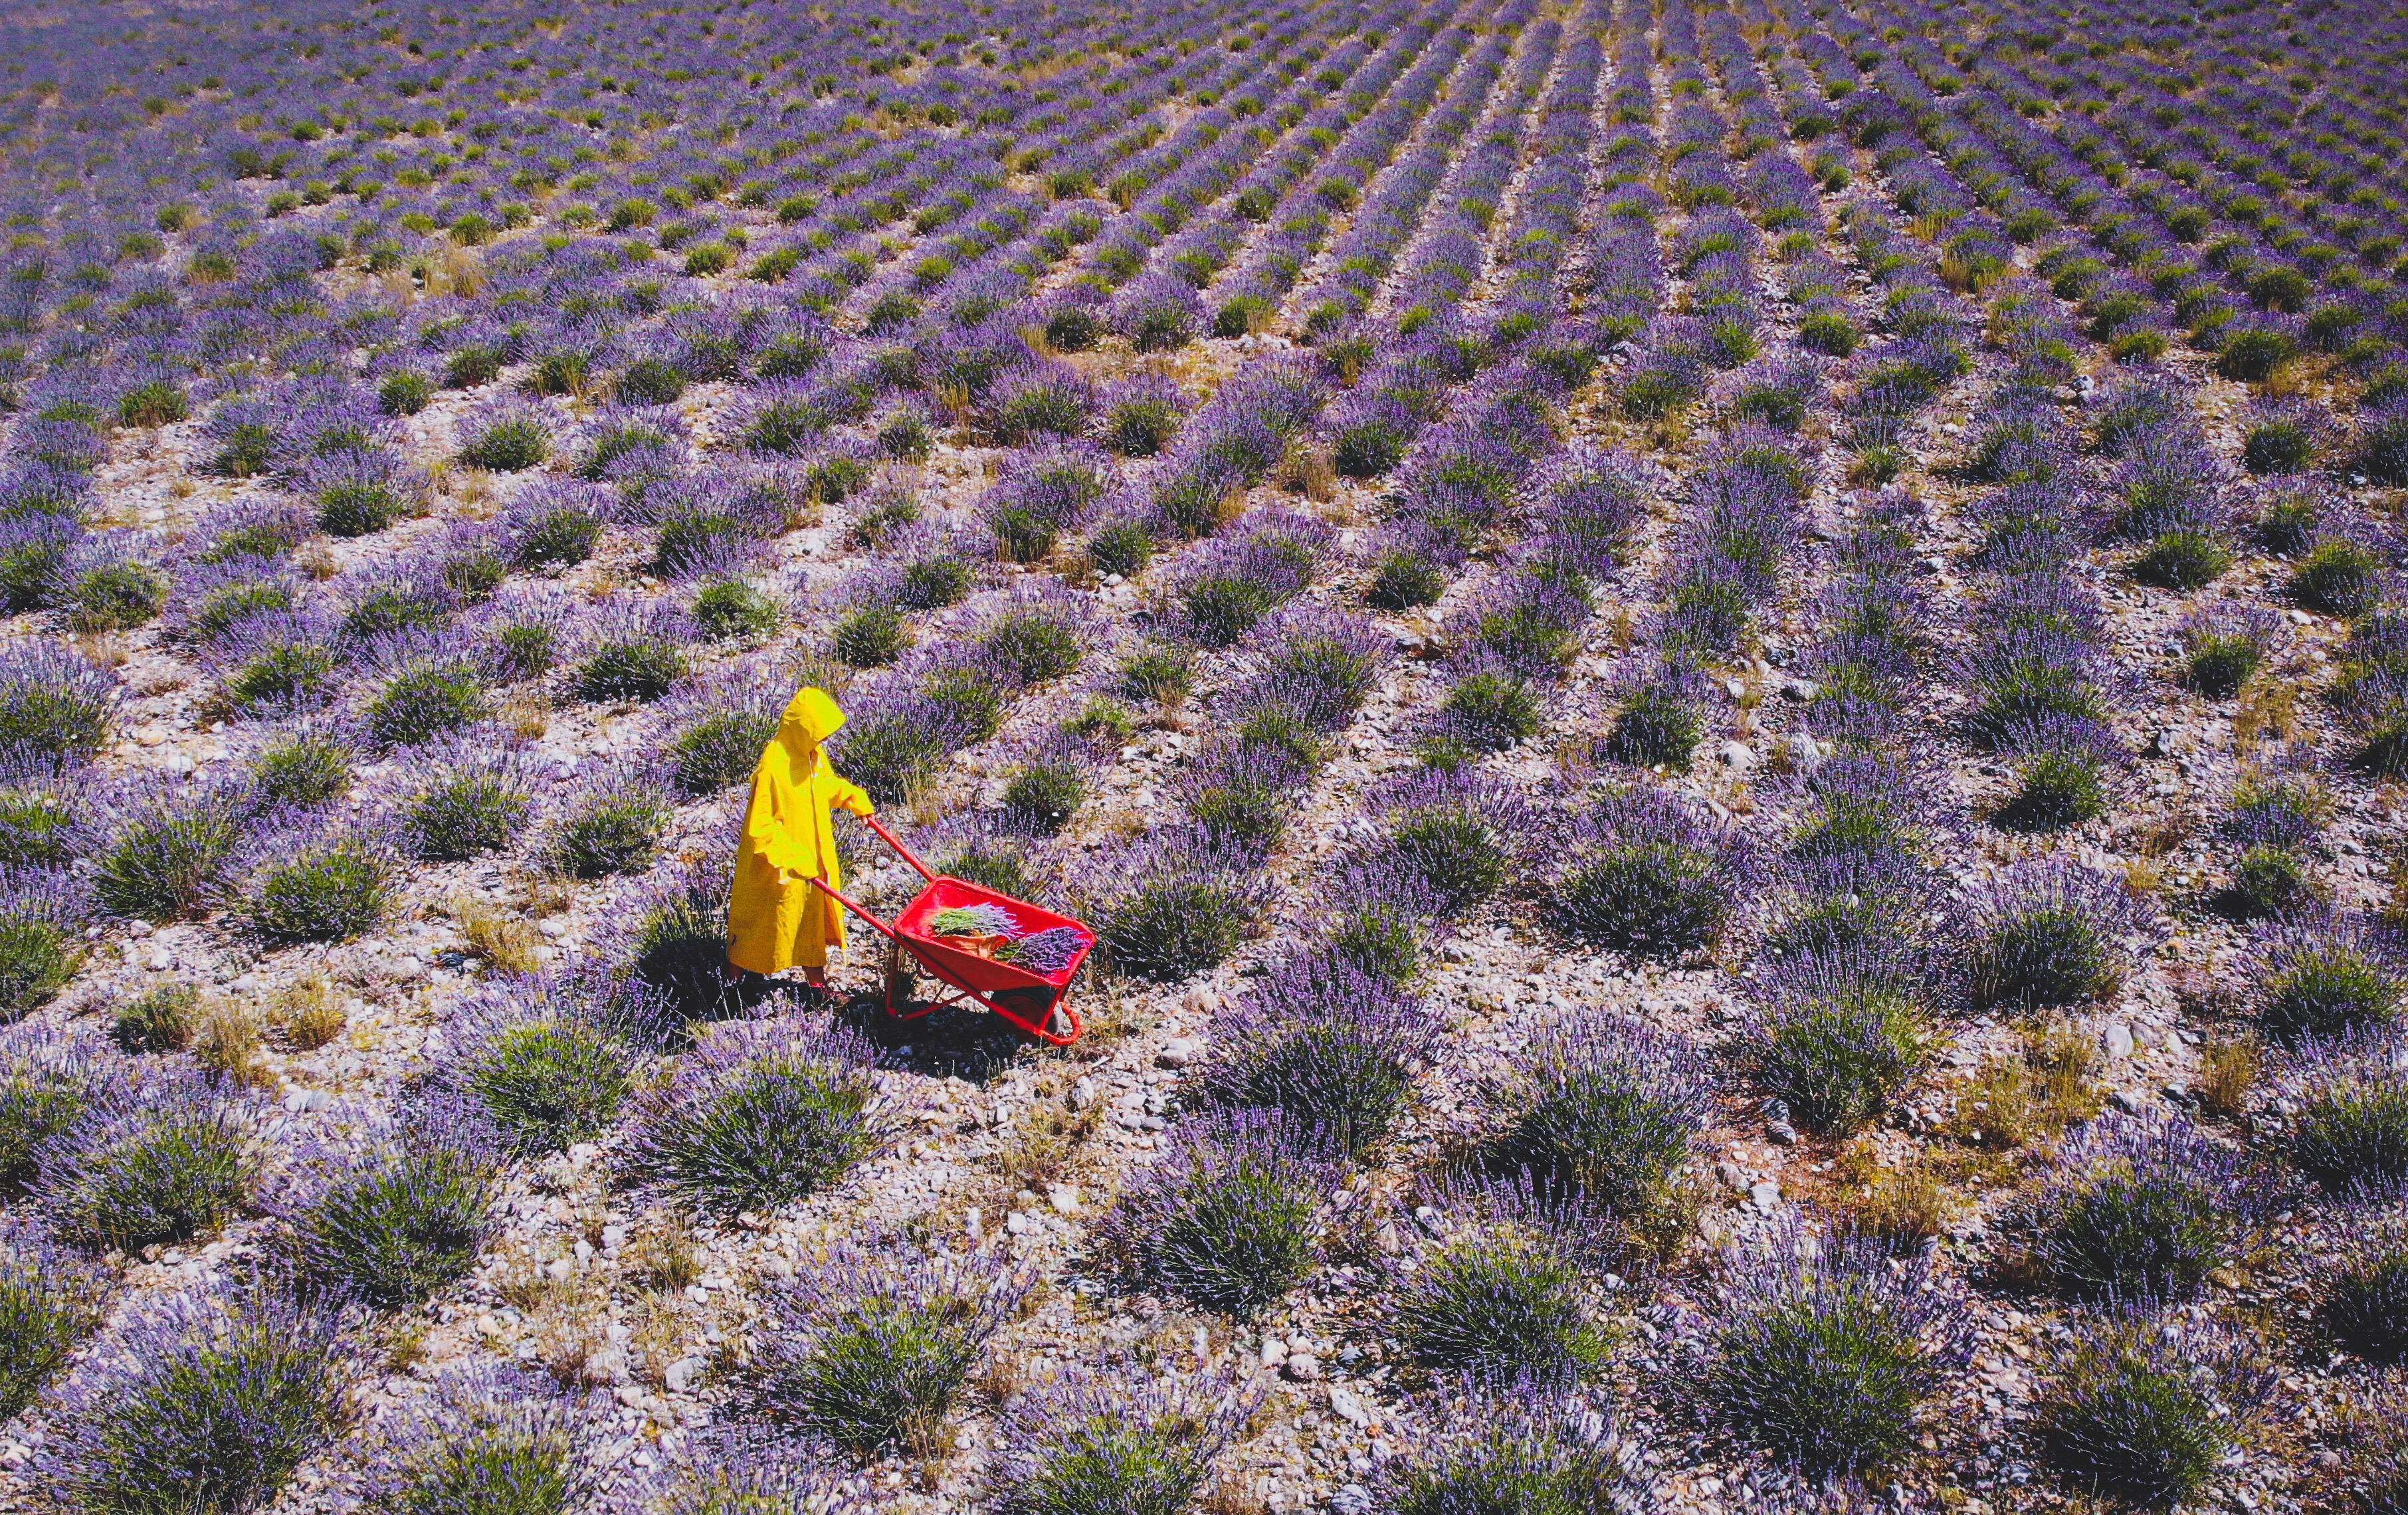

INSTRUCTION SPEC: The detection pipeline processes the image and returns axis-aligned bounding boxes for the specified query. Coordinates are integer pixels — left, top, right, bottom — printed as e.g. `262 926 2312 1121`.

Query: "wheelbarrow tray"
806 816 1093 1045
894 877 1094 995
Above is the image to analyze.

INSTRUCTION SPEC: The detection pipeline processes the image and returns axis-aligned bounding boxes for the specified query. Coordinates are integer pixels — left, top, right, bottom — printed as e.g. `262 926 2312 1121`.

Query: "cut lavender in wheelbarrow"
997 927 1086 977
928 903 1022 940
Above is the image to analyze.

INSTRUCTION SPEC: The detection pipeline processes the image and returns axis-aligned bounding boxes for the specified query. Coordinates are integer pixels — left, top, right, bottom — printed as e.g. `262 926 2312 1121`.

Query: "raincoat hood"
778 686 846 753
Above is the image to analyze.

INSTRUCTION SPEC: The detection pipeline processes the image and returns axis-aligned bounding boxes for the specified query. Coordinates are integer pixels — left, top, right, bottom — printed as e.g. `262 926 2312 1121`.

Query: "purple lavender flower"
652 660 787 796
2273 1028 2408 1204
968 580 1094 688
2249 911 2403 1047
2108 423 2228 542
1100 1106 1340 1316
1488 1005 1716 1227
745 1236 1030 1455
1771 831 1933 960
1175 738 1312 857
1690 1215 1974 1477
194 496 314 563
987 359 1097 443
455 395 554 472
1180 956 1437 1158
2015 1110 2256 1301
361 1361 606 1512
570 403 690 486
497 478 615 571
33 1059 252 1251
273 1093 503 1308
1161 509 1329 648
433 970 658 1154
979 441 1113 562
0 637 116 767
1369 765 1536 916
621 1015 894 1216
221 803 397 946
169 554 306 647
1959 858 2158 1011
1304 846 1447 981
634 1423 876 1515
1737 942 1936 1135
1100 371 1187 457
1082 827 1278 983
2088 374 2190 458
638 466 797 581
569 595 696 703
1387 1168 1619 1387
383 728 538 862
296 445 425 538
2029 1304 2273 1508
1549 785 1756 958
1373 1382 1655 1515
991 1361 1258 1515
201 607 350 719
2177 599 2282 697
1224 603 1388 736
32 1266 365 1515
0 1021 107 1192
997 926 1086 976
1519 444 1652 585
0 462 94 522
1447 571 1592 680
0 510 80 612
1113 273 1205 352
0 1216 109 1417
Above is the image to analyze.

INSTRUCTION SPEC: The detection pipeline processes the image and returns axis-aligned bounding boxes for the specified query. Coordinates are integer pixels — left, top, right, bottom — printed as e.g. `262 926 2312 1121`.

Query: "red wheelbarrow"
807 816 1092 1046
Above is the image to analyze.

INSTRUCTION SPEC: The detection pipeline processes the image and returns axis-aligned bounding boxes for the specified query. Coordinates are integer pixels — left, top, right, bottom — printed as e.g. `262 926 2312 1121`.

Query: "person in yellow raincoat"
728 686 874 989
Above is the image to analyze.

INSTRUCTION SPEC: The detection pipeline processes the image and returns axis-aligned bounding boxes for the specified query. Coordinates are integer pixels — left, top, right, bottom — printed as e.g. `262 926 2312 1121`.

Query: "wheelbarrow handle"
806 875 900 940
862 814 939 884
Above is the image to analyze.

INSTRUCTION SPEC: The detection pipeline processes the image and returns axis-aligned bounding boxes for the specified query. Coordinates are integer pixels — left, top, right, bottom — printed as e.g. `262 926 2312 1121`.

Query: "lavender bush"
2028 1307 2270 1509
363 1362 603 1515
35 1268 364 1515
623 1017 892 1216
0 1220 109 1418
1177 956 1437 1159
992 1364 1254 1515
2014 1111 2255 1302
1548 786 1755 959
1691 1217 1972 1477
275 1095 502 1309
746 1238 1026 1456
1100 1107 1340 1318
1373 1383 1655 1515
35 1060 252 1252
1487 1007 1715 1248
1 1023 104 1193
435 973 654 1156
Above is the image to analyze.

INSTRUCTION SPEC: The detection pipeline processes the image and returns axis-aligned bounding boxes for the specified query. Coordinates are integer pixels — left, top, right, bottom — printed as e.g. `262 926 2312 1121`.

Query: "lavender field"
0 0 2405 1509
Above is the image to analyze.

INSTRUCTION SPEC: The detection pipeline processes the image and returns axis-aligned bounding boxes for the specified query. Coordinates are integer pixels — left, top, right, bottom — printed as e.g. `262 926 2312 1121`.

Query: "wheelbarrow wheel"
882 936 914 1013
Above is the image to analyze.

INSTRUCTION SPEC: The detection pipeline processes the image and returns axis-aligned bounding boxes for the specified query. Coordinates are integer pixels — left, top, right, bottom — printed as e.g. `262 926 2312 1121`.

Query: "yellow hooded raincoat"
728 687 874 974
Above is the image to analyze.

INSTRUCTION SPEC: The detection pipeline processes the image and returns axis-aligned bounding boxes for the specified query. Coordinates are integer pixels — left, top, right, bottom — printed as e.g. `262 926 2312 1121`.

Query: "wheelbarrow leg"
882 934 913 1016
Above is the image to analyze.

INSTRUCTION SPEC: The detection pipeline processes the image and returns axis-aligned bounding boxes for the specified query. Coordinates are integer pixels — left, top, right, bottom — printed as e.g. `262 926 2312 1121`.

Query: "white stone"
664 1357 705 1394
1157 1037 1201 1068
2103 1023 2135 1059
1718 741 1755 770
1329 1387 1374 1430
1048 1183 1082 1215
1748 1180 1782 1211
